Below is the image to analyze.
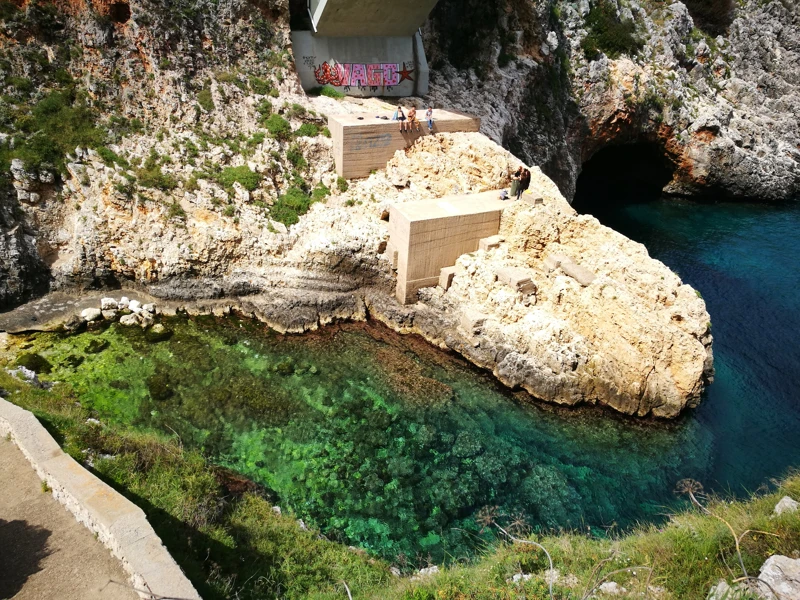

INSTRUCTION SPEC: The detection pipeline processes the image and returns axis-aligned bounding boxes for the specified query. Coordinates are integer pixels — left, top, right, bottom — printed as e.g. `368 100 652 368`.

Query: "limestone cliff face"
0 0 713 416
423 0 800 202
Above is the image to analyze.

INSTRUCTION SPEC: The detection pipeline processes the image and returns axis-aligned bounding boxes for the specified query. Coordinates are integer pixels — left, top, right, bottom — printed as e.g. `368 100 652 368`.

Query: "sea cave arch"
571 143 675 218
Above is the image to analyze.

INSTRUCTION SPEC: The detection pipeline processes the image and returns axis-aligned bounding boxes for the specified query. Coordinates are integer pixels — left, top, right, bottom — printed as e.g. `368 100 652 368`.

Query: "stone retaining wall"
0 398 201 600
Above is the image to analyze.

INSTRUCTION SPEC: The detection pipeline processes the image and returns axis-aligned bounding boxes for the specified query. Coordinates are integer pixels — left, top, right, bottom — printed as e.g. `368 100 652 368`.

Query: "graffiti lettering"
353 133 393 152
314 61 411 88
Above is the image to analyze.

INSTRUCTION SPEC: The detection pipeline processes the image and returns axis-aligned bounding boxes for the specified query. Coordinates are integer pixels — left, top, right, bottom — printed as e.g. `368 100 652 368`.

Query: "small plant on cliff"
196 88 214 112
270 182 329 226
286 144 307 170
265 114 291 141
336 176 348 193
294 123 319 138
216 165 261 192
249 75 273 96
581 0 643 60
137 150 178 191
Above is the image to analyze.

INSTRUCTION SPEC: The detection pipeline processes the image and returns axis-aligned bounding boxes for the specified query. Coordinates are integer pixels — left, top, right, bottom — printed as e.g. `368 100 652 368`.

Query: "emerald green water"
20 197 800 563
25 317 714 562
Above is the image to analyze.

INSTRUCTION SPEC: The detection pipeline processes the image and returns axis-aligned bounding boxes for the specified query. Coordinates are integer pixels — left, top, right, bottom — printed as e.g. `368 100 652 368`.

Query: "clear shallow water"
20 199 800 563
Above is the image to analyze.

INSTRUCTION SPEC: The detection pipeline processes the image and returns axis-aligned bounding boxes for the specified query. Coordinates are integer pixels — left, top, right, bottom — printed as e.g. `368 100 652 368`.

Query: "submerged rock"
15 352 52 374
145 323 172 343
85 338 110 354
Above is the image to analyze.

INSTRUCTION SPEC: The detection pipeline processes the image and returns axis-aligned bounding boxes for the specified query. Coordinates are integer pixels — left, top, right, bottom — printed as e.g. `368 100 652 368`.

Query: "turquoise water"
577 198 800 493
21 198 800 563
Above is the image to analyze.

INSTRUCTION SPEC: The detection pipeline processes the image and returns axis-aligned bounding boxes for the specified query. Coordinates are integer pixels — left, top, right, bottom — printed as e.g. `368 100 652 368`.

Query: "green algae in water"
24 317 713 562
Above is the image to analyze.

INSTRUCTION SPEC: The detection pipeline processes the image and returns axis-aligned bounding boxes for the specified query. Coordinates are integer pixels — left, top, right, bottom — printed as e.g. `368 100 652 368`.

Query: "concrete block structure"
329 109 481 179
387 190 508 304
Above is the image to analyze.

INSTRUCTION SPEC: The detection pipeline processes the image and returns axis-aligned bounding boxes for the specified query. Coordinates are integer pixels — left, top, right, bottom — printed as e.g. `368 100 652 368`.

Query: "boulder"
80 308 103 322
118 296 130 309
142 303 157 314
128 299 142 313
100 297 118 310
102 309 118 321
774 496 799 516
758 555 800 599
119 313 140 326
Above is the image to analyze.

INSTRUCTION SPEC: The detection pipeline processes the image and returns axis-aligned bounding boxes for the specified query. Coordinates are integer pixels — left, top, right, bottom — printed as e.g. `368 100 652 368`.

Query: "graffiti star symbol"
398 63 415 83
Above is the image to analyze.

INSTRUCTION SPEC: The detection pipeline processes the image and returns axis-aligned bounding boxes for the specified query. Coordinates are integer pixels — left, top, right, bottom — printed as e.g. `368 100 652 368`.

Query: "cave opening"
108 1 130 24
571 143 675 219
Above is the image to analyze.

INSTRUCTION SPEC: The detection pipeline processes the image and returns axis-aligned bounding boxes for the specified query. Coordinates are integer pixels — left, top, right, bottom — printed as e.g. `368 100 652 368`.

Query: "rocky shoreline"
0 133 714 419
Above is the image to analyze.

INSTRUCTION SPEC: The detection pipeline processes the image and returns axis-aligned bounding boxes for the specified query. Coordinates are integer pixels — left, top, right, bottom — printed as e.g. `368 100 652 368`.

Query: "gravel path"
0 438 139 600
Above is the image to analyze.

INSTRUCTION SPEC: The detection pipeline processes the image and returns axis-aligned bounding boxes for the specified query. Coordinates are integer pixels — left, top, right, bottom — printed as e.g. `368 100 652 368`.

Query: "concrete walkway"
0 438 139 600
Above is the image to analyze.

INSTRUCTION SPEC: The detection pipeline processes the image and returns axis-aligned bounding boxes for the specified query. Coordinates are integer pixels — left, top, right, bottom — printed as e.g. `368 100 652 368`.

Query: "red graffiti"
314 62 406 88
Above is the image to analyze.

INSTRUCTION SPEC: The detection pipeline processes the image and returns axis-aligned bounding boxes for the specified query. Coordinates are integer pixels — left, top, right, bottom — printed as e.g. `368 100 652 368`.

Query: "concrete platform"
329 109 481 178
387 191 508 304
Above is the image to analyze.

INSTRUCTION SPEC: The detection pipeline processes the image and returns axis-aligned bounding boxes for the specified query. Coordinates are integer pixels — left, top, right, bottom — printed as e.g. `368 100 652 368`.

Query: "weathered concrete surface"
310 0 439 37
291 31 429 96
0 399 201 600
329 109 480 178
0 438 139 600
388 190 507 303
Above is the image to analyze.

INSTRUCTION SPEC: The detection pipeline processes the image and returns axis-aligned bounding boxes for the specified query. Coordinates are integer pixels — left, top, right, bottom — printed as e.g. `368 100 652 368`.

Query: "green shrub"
287 103 306 119
265 114 291 141
196 88 214 112
223 204 236 217
0 0 19 20
336 176 348 193
270 185 325 226
137 150 178 191
318 84 345 99
247 132 265 147
294 123 319 138
286 144 307 170
249 76 272 95
217 165 261 191
7 76 32 93
10 89 104 172
581 0 643 60
321 126 331 138
96 146 129 168
166 201 186 219
269 88 279 98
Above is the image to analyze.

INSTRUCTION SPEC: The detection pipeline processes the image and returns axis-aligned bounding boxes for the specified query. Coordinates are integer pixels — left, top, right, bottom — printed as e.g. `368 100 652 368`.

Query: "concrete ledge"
330 109 480 178
0 398 201 600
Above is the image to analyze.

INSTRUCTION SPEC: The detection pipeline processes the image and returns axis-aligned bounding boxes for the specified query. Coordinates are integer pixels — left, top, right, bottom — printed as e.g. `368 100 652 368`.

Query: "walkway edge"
0 397 202 600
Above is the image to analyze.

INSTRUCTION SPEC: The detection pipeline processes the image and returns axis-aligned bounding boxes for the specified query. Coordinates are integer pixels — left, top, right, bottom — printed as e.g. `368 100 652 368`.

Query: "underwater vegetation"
14 316 717 564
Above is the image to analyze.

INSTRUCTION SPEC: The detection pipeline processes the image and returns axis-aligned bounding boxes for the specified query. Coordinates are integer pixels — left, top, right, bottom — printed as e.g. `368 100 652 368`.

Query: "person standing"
520 168 531 199
396 105 407 132
425 106 434 132
511 166 522 200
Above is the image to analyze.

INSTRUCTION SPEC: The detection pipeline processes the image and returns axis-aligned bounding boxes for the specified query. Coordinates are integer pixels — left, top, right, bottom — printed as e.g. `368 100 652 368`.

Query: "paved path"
0 438 139 600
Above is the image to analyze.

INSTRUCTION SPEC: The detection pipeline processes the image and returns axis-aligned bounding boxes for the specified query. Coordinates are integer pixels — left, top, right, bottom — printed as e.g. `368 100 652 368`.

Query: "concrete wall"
329 109 480 178
0 398 201 600
310 0 440 37
291 31 428 97
388 191 508 304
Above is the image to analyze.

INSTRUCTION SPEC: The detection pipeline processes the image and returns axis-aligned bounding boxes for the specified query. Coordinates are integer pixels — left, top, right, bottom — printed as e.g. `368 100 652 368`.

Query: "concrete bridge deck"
329 109 480 178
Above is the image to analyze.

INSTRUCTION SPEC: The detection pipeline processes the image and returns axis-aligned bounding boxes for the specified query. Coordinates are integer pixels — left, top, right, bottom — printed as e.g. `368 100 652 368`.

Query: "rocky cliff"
424 0 800 202
0 0 714 416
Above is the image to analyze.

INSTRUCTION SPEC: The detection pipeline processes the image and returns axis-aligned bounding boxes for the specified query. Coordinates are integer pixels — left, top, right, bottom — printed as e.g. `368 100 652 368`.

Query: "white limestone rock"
128 300 142 313
80 308 103 322
100 297 118 310
758 556 800 599
118 297 130 309
774 496 799 516
119 313 140 326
